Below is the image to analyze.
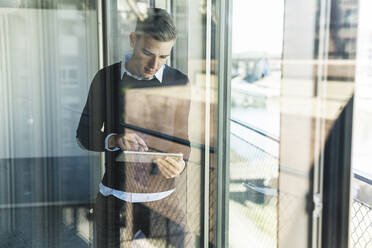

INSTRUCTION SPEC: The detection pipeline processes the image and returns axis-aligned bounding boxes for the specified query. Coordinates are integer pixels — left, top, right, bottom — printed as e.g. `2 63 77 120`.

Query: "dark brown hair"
135 8 176 42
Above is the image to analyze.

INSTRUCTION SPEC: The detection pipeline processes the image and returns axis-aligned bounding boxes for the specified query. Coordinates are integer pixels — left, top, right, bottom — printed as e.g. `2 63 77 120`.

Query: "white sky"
232 0 284 57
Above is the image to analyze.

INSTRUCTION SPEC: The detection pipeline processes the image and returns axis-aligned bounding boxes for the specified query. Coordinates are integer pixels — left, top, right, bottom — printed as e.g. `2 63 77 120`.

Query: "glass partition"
0 0 220 247
228 0 283 247
1 0 371 248
351 0 372 247
100 1 219 247
279 0 357 247
0 1 100 247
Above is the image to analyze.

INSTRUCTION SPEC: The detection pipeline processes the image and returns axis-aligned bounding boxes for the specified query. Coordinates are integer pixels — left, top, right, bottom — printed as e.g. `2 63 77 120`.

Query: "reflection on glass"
75 8 197 247
279 0 358 247
3 0 369 247
229 0 283 247
1 0 218 246
0 1 99 247
351 0 372 247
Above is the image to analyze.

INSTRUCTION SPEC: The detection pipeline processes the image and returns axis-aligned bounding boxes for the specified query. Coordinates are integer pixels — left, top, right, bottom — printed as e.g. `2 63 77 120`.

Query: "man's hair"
135 8 176 42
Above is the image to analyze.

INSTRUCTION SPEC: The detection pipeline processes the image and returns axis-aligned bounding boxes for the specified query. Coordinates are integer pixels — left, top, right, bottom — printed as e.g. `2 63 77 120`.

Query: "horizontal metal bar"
354 172 372 186
231 132 278 159
353 198 372 210
122 123 215 153
0 201 92 209
230 118 279 143
242 182 278 196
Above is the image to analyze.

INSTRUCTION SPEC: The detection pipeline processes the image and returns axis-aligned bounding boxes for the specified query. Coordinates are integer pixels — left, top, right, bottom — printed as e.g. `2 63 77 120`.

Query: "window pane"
91 1 217 247
351 0 372 247
229 0 283 247
0 1 100 247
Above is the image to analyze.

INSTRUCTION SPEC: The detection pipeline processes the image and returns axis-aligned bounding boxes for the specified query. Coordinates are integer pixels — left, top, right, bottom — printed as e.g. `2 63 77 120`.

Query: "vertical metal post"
203 0 212 246
215 0 232 247
313 0 331 246
97 0 104 69
149 0 155 8
97 0 106 179
94 2 106 247
101 0 110 67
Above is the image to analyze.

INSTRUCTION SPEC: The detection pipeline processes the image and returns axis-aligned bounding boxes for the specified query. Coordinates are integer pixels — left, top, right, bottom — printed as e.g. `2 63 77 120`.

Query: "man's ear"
129 32 136 48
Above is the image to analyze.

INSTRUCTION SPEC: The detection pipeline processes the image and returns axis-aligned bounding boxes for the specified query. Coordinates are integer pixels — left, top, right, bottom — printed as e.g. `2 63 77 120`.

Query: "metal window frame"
312 0 332 246
312 0 356 247
215 0 232 247
97 0 106 178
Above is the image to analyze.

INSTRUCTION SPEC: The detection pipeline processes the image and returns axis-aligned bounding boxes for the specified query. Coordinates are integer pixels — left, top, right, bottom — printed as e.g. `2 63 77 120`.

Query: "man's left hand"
155 157 185 179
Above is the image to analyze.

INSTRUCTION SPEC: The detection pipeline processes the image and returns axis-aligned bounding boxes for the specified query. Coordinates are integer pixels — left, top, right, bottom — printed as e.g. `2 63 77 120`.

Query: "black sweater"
76 62 191 193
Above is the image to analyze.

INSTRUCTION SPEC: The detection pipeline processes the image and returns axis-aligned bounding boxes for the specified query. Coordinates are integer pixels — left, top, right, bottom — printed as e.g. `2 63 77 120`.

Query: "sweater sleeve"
76 69 107 152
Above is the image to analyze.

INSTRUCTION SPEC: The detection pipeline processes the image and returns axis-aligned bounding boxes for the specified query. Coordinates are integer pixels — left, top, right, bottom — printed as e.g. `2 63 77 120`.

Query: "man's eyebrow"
142 48 169 57
142 48 154 55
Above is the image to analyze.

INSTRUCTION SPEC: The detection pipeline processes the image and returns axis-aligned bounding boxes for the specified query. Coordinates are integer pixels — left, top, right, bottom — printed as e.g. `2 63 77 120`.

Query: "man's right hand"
108 133 148 151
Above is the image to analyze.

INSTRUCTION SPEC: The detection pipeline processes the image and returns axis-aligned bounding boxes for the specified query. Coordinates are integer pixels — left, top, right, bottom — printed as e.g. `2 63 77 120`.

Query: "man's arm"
108 132 148 152
76 70 107 152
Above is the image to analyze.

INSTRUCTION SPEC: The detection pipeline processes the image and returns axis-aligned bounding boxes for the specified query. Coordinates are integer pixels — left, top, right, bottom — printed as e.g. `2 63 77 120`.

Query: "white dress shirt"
100 53 175 202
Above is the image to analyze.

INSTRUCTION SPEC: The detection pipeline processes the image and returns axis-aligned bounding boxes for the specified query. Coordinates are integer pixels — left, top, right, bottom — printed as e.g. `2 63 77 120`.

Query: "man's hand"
155 157 185 179
108 133 148 151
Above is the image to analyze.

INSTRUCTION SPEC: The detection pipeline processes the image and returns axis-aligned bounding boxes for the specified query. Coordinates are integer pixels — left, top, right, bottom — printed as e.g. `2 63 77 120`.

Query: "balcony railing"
231 117 372 248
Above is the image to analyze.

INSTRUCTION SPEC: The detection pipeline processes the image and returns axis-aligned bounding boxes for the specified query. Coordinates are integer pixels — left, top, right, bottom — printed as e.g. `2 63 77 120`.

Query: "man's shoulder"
91 63 121 85
163 65 189 85
97 62 121 75
89 63 121 92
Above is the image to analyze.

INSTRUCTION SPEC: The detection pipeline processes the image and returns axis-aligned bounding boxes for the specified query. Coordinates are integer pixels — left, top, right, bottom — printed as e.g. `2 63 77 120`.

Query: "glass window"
228 0 283 247
0 1 100 247
1 0 371 247
0 1 219 247
101 1 218 247
351 0 372 247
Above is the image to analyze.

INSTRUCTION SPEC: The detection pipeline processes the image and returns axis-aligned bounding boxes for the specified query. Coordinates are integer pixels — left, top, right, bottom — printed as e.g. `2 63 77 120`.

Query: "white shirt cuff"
105 133 120 151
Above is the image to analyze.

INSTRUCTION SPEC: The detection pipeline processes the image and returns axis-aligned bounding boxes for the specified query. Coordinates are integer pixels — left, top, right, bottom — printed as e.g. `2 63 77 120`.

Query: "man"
76 8 193 248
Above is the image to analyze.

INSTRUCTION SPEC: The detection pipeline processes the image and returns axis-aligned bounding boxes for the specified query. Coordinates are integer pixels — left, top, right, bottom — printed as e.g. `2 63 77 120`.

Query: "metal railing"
231 117 372 248
351 174 372 248
229 117 279 248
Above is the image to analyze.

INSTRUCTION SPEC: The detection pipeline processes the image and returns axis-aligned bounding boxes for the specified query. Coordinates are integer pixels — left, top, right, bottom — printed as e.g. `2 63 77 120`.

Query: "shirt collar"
121 53 164 83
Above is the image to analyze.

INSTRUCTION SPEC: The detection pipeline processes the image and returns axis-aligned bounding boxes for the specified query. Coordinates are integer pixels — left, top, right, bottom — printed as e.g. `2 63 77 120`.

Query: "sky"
232 0 284 57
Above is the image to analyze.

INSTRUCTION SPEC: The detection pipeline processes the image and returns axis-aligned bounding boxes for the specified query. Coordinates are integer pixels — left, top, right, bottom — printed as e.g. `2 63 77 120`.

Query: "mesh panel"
351 195 372 248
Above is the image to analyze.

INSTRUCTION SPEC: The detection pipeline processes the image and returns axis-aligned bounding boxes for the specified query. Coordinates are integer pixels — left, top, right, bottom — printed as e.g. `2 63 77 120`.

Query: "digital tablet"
115 151 183 163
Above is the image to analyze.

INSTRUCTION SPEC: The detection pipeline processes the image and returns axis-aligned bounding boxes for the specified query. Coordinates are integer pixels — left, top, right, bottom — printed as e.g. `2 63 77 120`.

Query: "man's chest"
123 88 178 134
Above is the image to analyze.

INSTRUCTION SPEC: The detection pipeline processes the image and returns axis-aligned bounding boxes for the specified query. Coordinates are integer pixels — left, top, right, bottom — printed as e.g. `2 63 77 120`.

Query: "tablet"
115 151 183 163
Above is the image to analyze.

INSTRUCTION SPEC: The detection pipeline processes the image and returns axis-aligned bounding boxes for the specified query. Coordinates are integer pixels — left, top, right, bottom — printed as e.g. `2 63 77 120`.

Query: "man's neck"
125 58 139 77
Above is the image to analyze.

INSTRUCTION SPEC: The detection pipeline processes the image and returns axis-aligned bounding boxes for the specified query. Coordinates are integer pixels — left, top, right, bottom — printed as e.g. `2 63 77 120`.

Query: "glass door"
227 0 283 247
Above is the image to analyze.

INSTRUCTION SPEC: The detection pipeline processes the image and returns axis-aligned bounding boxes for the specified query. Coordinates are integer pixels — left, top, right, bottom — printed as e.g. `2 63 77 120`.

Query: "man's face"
129 33 175 79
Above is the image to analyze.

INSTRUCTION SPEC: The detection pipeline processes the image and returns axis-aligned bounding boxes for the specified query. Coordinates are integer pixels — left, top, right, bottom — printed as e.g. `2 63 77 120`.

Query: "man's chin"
142 73 154 79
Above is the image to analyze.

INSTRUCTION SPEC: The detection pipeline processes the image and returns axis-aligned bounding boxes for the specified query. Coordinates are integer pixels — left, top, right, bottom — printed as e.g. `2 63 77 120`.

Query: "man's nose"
149 56 158 69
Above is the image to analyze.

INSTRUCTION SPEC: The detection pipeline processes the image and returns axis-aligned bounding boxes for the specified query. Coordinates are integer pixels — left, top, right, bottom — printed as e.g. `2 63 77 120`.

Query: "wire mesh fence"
229 120 279 248
351 179 372 248
230 118 372 248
